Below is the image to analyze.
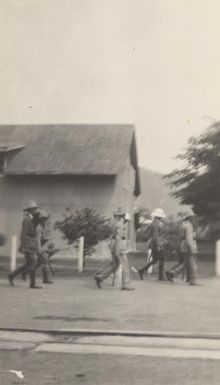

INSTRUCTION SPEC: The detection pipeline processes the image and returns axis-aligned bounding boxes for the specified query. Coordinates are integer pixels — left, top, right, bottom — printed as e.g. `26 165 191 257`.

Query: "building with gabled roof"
0 124 140 255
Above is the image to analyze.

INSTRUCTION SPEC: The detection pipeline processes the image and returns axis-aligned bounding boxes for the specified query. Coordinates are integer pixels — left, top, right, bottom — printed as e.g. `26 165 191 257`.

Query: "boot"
95 277 102 289
8 273 15 286
42 266 53 284
138 269 144 280
186 266 190 282
8 266 25 286
30 270 42 289
166 271 174 283
171 263 184 277
138 261 153 280
121 286 135 290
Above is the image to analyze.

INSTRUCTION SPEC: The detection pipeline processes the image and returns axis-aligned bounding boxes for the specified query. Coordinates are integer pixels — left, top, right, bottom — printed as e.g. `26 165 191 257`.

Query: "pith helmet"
23 200 38 211
183 208 195 219
113 207 126 217
151 208 165 219
125 213 131 221
39 209 49 219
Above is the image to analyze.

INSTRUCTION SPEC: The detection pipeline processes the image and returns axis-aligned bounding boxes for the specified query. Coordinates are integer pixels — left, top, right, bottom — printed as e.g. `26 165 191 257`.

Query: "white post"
10 235 17 272
215 240 220 276
147 249 153 274
78 236 84 273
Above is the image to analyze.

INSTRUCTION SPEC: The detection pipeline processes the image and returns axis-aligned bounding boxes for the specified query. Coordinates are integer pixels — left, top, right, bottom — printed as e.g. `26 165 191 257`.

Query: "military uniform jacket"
179 220 198 255
110 219 127 256
19 213 37 254
35 223 51 254
148 218 165 251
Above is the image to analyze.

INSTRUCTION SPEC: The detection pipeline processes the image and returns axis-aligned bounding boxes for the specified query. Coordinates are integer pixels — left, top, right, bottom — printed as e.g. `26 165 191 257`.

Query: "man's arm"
20 218 30 246
35 225 42 254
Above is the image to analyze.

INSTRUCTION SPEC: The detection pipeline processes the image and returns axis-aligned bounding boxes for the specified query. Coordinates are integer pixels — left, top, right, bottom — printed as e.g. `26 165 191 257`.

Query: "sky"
0 0 220 173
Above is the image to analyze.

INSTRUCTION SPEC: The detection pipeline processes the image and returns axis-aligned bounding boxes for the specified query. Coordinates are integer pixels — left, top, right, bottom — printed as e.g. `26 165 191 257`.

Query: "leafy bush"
0 233 6 246
55 207 114 256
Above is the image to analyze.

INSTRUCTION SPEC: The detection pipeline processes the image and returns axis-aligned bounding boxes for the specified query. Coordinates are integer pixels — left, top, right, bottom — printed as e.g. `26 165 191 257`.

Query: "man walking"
8 200 42 289
138 208 166 281
95 208 134 290
35 210 54 284
166 209 200 286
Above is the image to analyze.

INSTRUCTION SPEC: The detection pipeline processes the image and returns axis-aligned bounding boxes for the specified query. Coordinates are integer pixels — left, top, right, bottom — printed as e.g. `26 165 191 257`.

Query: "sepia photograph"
0 1 220 384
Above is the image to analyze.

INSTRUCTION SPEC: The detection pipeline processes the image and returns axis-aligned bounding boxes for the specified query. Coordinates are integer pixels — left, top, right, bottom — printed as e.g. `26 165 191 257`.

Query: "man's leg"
42 264 53 284
166 262 185 282
182 253 190 282
188 253 198 285
95 253 120 288
25 253 41 289
21 254 29 280
8 255 29 286
40 253 53 284
138 254 158 280
158 251 165 280
119 252 134 290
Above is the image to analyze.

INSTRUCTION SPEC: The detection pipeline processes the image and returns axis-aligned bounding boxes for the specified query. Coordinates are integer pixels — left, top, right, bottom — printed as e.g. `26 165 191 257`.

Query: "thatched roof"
0 125 140 196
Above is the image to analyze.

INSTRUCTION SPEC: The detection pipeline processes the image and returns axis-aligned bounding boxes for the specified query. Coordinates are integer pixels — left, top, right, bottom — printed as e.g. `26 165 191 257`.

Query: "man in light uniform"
166 208 199 285
95 208 134 290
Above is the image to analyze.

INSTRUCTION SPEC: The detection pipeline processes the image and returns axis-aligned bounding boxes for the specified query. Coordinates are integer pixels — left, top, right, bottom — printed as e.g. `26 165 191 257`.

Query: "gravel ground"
1 273 220 334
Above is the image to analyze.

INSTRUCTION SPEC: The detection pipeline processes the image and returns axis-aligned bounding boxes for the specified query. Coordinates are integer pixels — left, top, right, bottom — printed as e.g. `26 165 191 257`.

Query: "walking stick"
46 246 70 276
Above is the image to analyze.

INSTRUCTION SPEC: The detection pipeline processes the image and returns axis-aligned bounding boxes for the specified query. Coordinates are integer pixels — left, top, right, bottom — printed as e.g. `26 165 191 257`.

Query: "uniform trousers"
139 247 165 280
169 252 198 284
95 251 130 288
37 251 51 283
9 252 38 287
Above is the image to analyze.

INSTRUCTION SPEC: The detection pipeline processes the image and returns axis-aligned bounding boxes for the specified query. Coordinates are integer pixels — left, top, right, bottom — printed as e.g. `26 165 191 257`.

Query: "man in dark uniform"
94 207 134 290
166 208 200 286
35 210 54 284
8 200 42 289
138 208 166 281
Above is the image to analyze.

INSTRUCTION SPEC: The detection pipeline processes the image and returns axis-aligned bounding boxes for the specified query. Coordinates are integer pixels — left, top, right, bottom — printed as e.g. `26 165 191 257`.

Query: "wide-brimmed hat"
183 208 195 219
151 208 165 219
113 207 126 217
38 209 49 219
23 200 38 211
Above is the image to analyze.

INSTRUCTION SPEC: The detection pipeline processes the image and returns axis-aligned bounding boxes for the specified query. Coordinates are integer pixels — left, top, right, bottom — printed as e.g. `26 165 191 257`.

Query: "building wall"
0 161 137 256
